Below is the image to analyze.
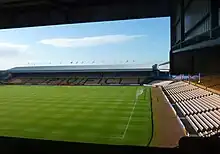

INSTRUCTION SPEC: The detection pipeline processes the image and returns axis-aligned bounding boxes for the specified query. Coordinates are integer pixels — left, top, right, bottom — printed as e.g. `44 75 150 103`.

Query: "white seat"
203 113 219 128
197 100 209 111
193 114 209 130
210 111 220 121
203 97 219 108
185 101 197 114
190 101 202 113
198 132 204 137
182 102 193 115
179 103 190 115
176 103 186 116
191 100 206 112
206 112 220 126
198 114 214 129
201 99 216 110
186 116 199 132
190 115 203 132
170 95 177 102
214 110 220 117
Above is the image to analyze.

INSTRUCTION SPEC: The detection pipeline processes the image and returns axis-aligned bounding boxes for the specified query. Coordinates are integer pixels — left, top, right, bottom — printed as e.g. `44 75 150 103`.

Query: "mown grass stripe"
0 85 152 146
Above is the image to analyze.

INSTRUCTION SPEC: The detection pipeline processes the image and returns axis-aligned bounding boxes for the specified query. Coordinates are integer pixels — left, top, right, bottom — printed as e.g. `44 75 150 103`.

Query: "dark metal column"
170 1 178 74
180 0 185 43
210 0 219 38
170 49 174 74
170 2 174 74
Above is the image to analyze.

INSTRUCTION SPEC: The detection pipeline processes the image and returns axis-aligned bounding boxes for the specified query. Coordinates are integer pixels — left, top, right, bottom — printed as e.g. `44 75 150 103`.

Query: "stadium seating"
25 78 47 84
59 78 70 85
84 78 102 85
166 86 197 95
9 78 23 84
47 78 65 85
163 81 220 137
147 80 173 87
120 77 140 84
8 77 30 84
6 73 148 86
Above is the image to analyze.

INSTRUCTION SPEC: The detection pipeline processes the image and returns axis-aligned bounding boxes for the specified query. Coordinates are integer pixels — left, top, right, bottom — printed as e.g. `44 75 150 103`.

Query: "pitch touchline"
120 96 138 139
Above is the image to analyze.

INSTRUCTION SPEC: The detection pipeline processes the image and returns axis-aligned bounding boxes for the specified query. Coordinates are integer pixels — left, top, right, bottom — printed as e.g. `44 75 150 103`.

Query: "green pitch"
0 85 152 146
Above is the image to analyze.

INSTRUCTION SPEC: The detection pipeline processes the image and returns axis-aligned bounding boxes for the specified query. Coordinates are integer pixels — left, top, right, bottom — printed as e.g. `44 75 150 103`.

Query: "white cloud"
0 42 29 58
39 35 144 48
0 42 30 70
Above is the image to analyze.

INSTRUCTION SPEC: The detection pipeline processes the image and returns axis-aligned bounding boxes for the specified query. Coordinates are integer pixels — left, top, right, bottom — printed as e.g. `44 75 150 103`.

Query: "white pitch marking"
120 95 141 139
120 87 146 139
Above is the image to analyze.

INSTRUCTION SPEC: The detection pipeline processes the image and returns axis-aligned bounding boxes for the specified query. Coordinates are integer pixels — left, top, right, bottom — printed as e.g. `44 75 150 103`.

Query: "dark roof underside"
0 0 170 29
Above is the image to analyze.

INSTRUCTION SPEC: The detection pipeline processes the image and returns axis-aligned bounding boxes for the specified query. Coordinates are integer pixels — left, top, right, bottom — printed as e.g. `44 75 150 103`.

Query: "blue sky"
0 17 170 70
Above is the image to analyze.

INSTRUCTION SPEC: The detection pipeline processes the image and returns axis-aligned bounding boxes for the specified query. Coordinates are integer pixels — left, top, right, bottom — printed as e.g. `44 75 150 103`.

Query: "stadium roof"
0 0 170 29
8 64 152 73
159 61 169 66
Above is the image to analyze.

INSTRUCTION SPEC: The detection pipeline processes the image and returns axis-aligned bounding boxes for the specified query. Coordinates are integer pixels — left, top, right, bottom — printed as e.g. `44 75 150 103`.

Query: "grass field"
0 85 152 146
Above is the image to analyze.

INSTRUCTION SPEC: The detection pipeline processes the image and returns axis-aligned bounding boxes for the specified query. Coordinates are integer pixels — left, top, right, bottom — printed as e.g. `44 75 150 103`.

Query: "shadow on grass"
0 136 177 154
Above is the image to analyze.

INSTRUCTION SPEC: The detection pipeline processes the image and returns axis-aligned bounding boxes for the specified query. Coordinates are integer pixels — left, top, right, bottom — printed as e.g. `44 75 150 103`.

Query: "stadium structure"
0 0 219 153
1 64 158 85
0 63 178 148
1 62 219 145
